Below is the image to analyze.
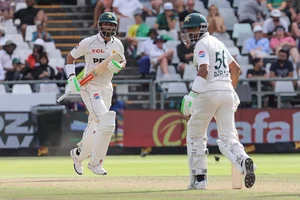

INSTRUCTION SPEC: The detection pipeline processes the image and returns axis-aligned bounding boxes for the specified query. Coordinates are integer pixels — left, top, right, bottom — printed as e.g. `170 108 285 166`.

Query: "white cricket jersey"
193 32 235 92
70 34 125 85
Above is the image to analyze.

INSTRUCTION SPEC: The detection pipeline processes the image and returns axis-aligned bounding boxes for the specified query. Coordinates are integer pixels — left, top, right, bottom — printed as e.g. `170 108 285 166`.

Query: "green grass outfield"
0 154 299 200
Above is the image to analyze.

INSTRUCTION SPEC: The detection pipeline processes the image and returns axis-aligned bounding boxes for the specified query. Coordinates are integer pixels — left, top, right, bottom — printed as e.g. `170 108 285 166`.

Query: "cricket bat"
57 51 124 102
232 131 243 189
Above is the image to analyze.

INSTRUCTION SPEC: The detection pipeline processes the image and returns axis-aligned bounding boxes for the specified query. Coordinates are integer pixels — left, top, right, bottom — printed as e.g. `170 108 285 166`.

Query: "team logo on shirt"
198 50 205 58
93 93 100 99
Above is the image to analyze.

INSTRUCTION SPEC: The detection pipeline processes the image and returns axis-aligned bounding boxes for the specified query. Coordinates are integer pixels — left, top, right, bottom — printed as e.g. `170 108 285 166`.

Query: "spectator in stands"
247 57 271 107
238 0 264 26
10 0 47 39
174 0 185 14
0 40 19 80
148 0 163 16
270 25 300 69
10 58 33 81
154 2 178 40
291 11 300 39
207 5 226 35
90 0 113 28
263 9 288 37
32 22 53 42
137 28 157 76
270 49 294 87
246 25 270 59
267 0 287 11
112 0 152 19
0 0 13 23
177 40 193 74
293 0 300 12
0 26 7 48
179 0 199 27
26 38 45 69
32 53 55 80
126 9 150 58
149 35 173 76
247 57 269 89
284 0 297 23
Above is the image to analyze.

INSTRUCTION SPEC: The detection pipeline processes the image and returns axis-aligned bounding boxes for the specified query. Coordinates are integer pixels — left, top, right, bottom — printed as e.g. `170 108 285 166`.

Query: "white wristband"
191 76 205 93
65 64 75 77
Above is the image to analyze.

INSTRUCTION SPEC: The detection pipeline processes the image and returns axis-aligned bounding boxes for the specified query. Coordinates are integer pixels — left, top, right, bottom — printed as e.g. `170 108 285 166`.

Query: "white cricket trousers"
80 83 113 123
188 90 237 140
75 83 113 162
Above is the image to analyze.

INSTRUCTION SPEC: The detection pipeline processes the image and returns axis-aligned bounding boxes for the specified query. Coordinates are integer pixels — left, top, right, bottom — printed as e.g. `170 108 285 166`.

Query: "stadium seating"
39 83 60 94
12 84 32 94
232 23 252 39
0 84 7 94
25 25 37 42
183 64 197 80
274 81 297 97
167 82 188 97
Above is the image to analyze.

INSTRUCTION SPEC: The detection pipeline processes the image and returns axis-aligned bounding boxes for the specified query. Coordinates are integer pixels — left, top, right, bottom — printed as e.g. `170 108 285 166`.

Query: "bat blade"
232 164 243 189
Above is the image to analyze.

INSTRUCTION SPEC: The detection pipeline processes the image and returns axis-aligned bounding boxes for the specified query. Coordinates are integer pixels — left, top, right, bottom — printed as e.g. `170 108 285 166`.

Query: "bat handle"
57 90 71 103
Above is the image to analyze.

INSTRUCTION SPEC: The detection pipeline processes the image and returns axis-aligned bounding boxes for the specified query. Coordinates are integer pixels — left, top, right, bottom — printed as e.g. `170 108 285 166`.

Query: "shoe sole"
70 150 83 175
88 166 107 175
244 158 255 188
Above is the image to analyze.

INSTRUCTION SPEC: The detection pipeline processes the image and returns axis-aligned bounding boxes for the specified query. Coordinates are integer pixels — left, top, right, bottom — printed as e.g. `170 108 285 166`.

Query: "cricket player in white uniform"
65 12 126 175
180 13 256 190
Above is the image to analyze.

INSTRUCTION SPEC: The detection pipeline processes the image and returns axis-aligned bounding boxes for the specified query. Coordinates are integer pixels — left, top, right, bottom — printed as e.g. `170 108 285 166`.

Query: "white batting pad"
216 139 248 174
89 111 116 166
186 135 209 186
76 120 97 162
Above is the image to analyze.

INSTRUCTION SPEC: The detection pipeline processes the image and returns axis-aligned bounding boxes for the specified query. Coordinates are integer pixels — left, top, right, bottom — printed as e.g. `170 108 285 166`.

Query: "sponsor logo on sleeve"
74 44 79 49
198 50 205 58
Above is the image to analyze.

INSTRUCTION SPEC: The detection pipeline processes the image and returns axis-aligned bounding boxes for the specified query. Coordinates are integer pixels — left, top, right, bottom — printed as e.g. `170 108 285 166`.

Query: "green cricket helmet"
181 13 209 45
98 12 118 38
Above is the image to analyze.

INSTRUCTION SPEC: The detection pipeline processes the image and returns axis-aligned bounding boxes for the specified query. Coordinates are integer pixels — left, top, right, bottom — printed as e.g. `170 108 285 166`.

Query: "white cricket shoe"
242 157 255 188
88 163 107 175
70 148 83 175
188 180 207 190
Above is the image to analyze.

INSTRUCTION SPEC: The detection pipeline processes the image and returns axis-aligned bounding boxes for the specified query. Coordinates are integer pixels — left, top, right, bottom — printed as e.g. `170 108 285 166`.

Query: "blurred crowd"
0 0 65 84
0 0 300 107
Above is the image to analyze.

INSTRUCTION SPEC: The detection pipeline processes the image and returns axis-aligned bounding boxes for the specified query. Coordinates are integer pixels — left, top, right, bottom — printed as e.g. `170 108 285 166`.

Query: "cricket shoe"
70 148 83 175
188 180 207 190
242 157 255 188
88 163 107 175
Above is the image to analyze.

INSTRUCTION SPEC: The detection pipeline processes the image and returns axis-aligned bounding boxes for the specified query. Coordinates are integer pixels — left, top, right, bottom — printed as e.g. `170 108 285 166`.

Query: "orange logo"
152 112 188 146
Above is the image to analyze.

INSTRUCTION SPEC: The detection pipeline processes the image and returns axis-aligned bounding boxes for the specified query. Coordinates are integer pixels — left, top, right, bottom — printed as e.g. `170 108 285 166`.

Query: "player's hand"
67 75 80 93
108 60 122 74
181 91 198 116
233 92 240 112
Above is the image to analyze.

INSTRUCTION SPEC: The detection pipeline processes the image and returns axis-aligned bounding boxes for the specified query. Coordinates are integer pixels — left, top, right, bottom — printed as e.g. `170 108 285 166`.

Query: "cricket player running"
66 12 126 175
180 13 256 190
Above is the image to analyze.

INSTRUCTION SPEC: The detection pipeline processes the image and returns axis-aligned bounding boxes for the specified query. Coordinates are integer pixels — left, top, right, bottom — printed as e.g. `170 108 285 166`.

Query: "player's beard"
100 26 117 38
181 31 199 46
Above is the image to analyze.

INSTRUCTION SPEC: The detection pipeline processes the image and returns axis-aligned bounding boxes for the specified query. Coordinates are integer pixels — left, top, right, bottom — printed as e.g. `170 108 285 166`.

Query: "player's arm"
65 39 89 93
181 43 209 116
224 47 240 89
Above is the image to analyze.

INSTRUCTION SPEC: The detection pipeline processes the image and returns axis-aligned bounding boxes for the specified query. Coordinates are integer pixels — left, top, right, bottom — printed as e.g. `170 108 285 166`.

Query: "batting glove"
181 91 198 116
108 60 122 74
233 92 240 112
67 75 81 93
